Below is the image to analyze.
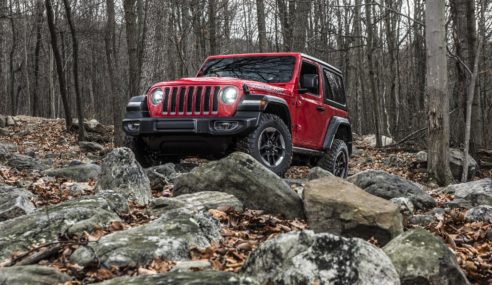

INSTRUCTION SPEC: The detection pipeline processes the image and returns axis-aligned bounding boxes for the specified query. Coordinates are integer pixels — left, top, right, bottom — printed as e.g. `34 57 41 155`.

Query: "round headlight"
150 88 164 105
220 86 238 105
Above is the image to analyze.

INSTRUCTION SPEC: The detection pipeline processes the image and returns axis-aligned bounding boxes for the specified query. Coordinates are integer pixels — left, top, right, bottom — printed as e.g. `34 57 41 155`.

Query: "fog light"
127 122 141 132
214 121 239 131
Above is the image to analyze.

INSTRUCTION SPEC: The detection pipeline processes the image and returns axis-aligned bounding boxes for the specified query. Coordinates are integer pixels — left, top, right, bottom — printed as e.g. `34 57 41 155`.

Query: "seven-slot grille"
161 86 221 115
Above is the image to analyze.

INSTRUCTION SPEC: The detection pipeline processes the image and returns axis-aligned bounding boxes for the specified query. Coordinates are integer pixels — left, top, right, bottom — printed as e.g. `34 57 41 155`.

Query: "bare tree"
62 0 85 141
256 0 267 52
45 0 72 129
124 0 140 98
425 0 454 186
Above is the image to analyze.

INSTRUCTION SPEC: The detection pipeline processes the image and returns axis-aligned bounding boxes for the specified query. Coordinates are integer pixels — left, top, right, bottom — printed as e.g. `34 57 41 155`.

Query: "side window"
299 61 319 95
323 69 346 105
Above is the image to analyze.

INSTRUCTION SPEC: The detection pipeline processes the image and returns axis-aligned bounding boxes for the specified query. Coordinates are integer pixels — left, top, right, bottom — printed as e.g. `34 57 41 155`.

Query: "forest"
0 0 491 151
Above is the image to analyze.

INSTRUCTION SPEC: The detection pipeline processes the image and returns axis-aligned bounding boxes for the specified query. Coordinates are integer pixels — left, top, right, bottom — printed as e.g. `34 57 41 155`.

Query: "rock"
307 167 333 180
414 149 478 180
93 271 259 285
71 208 220 268
363 134 394 147
149 191 243 217
64 182 89 196
5 116 15 126
95 148 152 205
383 229 469 285
145 163 177 190
440 179 492 208
0 185 35 221
303 176 403 245
0 265 71 285
97 190 130 214
174 152 304 219
42 163 101 182
172 260 212 272
79 141 104 153
348 170 436 210
7 154 48 171
0 128 10 136
0 116 5 128
0 142 17 161
175 162 199 173
390 197 415 216
0 195 121 259
407 214 435 227
464 205 492 222
241 231 399 285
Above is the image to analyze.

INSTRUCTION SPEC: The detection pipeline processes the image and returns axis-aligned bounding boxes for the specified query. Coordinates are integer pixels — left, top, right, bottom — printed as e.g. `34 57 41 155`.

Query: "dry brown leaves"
426 207 492 283
190 208 307 272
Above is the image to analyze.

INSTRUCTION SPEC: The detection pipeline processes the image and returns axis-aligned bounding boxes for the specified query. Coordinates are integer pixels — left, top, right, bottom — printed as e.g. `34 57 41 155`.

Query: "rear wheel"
317 139 349 178
236 114 292 176
124 136 152 168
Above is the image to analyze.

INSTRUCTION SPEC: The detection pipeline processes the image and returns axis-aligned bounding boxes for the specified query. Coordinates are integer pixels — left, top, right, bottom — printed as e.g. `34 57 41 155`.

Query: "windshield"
198 56 296 83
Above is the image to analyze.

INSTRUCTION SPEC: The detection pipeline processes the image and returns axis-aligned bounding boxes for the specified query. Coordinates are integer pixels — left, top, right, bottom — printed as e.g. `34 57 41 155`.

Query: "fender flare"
322 116 353 155
125 95 149 119
238 94 291 129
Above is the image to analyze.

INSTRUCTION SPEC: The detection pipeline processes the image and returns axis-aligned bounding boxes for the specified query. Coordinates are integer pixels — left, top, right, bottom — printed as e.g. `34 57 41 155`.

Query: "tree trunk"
425 0 454 186
106 0 124 146
124 0 140 98
62 0 85 141
364 0 382 147
45 0 72 129
208 0 217 55
256 0 267 52
32 0 44 117
292 0 310 52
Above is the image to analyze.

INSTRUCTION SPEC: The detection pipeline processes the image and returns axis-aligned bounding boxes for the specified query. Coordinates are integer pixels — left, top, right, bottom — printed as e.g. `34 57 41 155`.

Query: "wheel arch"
323 116 353 156
263 100 292 132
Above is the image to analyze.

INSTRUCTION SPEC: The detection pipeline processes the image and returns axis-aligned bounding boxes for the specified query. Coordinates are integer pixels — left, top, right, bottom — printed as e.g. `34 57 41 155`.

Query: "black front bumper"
123 111 261 136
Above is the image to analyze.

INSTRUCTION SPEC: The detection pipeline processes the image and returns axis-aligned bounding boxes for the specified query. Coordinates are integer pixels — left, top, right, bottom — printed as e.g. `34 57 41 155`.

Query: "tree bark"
32 0 44 117
208 0 217 55
364 0 382 147
292 0 310 52
45 0 72 128
62 0 85 141
106 0 124 146
425 0 454 186
256 0 267 52
124 0 140 98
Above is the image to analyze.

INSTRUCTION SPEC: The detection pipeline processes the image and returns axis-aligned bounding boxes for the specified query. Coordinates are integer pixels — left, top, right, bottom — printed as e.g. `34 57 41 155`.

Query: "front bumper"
123 112 261 136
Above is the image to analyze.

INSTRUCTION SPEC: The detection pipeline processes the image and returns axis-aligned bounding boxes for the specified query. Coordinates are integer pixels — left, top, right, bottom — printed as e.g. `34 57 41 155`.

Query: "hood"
151 77 291 96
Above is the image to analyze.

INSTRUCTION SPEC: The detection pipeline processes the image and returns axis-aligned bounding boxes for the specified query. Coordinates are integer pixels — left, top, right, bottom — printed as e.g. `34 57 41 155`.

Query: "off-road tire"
317 139 349 178
124 136 152 168
236 113 293 176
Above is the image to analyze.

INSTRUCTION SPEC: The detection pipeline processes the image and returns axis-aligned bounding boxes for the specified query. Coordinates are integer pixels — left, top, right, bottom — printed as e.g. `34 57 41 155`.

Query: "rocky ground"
0 115 491 285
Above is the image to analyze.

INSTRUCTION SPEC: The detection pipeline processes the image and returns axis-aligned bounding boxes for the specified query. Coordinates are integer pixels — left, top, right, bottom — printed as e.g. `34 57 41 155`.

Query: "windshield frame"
197 55 298 84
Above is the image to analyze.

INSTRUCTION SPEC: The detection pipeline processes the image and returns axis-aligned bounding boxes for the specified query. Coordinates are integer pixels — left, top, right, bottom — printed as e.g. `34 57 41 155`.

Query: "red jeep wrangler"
123 53 352 177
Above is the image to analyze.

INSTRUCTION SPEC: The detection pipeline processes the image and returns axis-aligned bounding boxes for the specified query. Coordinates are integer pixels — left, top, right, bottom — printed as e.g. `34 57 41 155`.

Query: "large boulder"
94 271 259 285
362 134 395 147
174 152 304 219
71 208 221 268
145 163 177 190
303 176 403 245
241 231 400 285
95 148 152 205
347 170 436 210
464 205 492 222
0 185 35 221
0 265 72 285
415 149 478 180
42 163 101 182
0 195 121 260
0 142 17 161
383 229 469 285
440 179 492 208
148 191 243 217
7 154 48 171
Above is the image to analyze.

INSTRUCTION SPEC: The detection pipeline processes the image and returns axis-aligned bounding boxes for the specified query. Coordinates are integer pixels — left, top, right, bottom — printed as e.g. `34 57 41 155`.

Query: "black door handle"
316 106 325 112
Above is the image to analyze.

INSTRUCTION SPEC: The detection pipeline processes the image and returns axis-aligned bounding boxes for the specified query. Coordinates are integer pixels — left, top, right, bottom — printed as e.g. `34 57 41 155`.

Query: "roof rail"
300 53 342 74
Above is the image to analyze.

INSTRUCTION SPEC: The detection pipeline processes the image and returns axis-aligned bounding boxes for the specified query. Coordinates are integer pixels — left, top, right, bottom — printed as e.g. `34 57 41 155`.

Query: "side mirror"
300 74 318 93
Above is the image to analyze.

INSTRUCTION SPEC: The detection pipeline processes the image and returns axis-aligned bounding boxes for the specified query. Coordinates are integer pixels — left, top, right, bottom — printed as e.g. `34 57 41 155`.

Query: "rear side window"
323 69 346 105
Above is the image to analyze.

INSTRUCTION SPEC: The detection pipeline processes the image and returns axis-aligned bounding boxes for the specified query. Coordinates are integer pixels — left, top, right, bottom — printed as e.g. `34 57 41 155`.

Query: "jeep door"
293 59 326 149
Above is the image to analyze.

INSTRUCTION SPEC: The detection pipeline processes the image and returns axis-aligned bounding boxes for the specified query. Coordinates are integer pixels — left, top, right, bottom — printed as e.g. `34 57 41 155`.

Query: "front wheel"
236 114 293 176
317 139 349 178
